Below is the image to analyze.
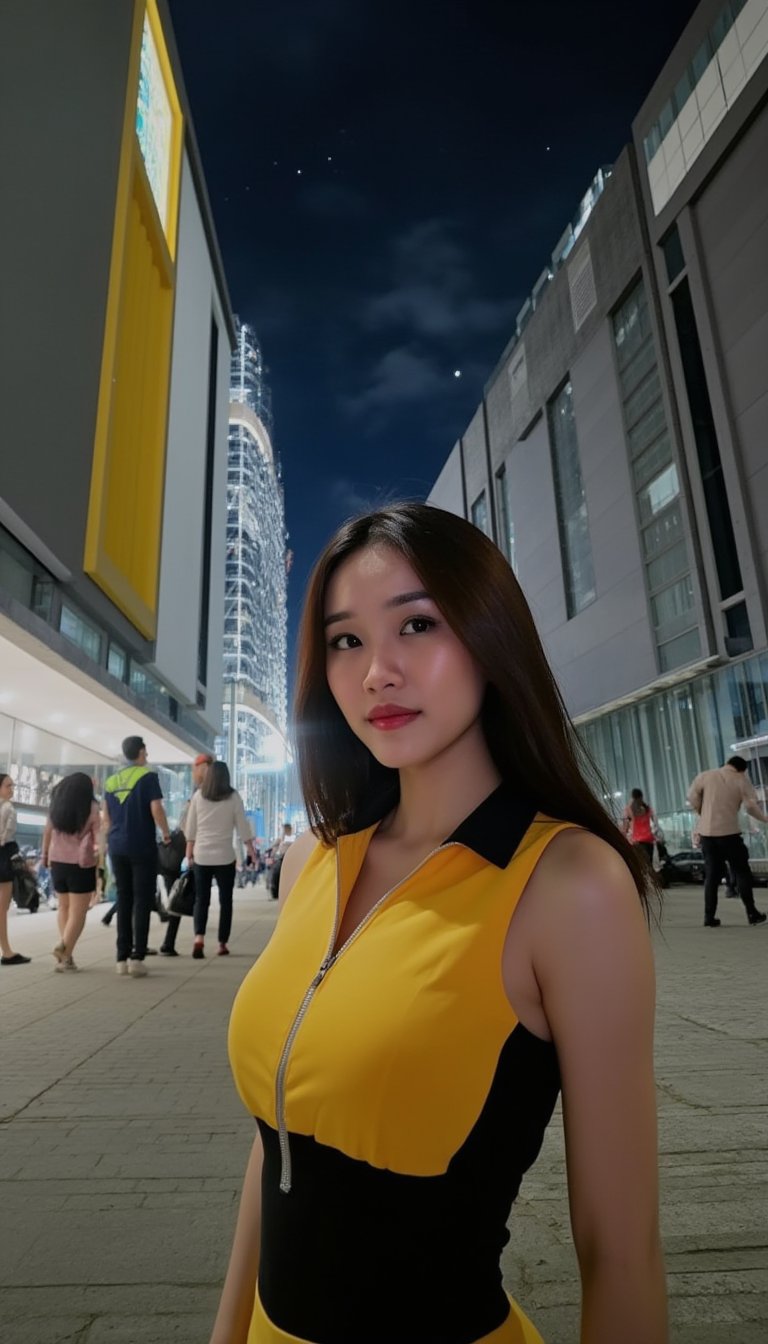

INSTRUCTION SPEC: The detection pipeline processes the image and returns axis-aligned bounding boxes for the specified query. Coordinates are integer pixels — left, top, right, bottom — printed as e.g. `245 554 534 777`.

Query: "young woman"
622 788 658 865
185 761 255 958
42 772 101 971
0 773 30 965
215 503 667 1344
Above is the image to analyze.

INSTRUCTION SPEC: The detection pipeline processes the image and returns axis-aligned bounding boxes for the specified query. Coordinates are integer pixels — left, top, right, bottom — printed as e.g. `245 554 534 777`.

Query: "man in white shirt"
687 756 768 928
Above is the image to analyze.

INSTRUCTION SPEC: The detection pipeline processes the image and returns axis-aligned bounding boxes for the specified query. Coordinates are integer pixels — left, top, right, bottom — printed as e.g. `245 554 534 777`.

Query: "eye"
327 632 362 651
401 616 437 635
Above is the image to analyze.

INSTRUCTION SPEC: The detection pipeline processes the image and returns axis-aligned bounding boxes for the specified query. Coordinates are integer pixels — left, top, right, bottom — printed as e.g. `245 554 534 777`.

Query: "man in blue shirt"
103 736 171 977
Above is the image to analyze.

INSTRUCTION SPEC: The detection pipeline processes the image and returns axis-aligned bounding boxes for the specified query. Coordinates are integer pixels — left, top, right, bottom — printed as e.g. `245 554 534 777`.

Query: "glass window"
673 67 694 115
652 575 695 637
642 504 685 559
495 467 516 571
471 490 490 537
691 38 712 81
623 367 663 430
638 463 680 523
108 644 127 680
59 605 102 663
658 628 702 672
710 6 734 50
646 539 690 592
643 123 662 163
670 278 743 599
632 434 673 491
662 226 686 285
725 601 753 655
658 100 674 139
548 380 596 617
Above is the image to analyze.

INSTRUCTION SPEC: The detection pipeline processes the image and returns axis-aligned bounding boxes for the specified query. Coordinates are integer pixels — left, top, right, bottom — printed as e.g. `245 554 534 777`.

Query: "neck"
380 722 502 848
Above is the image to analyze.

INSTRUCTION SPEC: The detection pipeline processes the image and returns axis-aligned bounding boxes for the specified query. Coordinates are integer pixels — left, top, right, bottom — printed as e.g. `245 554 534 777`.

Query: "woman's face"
324 544 486 772
0 776 14 801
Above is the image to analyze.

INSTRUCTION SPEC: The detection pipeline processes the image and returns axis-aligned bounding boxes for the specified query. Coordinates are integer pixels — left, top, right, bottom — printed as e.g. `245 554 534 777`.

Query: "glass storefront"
0 711 192 848
578 650 768 858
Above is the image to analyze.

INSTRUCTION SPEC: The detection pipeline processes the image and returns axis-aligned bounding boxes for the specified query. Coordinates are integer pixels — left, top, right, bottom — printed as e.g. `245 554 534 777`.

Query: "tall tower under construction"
221 319 288 843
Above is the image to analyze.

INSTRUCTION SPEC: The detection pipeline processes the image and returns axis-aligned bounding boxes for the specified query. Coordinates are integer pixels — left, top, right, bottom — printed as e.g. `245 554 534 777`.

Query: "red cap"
193 753 213 766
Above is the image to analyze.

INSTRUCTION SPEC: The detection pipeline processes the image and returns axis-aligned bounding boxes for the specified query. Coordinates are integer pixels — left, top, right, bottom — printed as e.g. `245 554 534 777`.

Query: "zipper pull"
313 953 336 987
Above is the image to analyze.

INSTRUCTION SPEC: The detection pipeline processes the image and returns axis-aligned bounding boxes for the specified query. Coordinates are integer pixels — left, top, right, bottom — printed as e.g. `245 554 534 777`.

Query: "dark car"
658 848 705 887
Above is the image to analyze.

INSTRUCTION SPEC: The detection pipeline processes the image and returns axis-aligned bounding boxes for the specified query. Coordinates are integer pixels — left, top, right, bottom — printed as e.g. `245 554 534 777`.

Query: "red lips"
367 704 422 731
367 703 418 721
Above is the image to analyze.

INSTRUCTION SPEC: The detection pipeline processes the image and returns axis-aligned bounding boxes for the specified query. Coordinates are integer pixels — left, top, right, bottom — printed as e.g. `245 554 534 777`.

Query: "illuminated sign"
135 12 173 234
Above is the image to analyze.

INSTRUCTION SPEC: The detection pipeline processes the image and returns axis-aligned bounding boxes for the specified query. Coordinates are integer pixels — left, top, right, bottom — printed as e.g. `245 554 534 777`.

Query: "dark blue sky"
167 0 699 661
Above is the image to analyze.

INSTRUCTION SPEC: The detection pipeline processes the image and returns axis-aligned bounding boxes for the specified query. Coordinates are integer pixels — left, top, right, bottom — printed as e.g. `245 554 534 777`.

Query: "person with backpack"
622 788 658 866
42 772 101 971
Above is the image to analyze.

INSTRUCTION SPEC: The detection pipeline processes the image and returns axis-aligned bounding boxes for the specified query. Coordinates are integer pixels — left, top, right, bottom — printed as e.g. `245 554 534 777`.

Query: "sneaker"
56 957 78 972
748 910 767 926
52 942 67 964
192 942 205 959
703 918 721 927
129 959 148 977
159 945 179 956
217 944 230 956
116 961 129 976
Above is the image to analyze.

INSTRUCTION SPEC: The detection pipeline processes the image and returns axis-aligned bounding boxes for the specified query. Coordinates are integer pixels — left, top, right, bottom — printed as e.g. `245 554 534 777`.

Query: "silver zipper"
275 839 462 1193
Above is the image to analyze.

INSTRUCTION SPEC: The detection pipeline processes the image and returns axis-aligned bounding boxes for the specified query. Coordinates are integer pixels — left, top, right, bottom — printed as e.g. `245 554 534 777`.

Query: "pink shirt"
43 803 101 867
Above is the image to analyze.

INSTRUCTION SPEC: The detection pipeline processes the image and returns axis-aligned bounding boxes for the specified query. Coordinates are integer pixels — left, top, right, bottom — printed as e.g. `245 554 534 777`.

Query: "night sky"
167 0 700 661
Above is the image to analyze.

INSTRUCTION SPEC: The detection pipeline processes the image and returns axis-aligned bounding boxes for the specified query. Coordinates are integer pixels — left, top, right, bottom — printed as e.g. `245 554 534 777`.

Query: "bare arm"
209 1129 264 1344
536 831 667 1344
150 798 171 842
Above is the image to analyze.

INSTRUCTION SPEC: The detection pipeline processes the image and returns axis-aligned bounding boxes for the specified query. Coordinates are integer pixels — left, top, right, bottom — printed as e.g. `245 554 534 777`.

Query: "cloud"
360 218 515 339
340 346 447 419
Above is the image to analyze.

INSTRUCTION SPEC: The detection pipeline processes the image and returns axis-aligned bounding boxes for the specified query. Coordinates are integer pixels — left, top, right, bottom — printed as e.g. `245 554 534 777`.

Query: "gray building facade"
0 0 235 832
429 0 768 851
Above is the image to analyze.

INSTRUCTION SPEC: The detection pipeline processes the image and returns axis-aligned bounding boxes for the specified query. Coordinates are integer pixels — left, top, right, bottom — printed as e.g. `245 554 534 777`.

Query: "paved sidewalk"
0 882 766 1343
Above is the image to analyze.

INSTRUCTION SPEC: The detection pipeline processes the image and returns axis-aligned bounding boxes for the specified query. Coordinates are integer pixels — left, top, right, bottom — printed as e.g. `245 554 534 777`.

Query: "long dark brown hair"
294 502 655 914
49 772 95 835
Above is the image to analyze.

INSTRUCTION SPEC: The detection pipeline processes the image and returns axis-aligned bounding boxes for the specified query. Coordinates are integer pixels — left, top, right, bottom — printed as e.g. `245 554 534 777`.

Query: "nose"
362 644 404 694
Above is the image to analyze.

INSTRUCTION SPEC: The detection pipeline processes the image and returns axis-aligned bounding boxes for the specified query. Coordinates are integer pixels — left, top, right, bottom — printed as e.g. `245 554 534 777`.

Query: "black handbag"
11 855 41 912
167 869 195 917
158 829 186 878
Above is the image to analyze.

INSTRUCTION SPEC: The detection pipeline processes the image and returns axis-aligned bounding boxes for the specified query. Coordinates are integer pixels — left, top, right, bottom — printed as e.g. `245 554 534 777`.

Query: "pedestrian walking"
687 756 768 928
158 753 213 956
103 736 171 977
185 761 255 958
622 788 658 866
42 772 101 971
0 773 30 966
215 503 667 1344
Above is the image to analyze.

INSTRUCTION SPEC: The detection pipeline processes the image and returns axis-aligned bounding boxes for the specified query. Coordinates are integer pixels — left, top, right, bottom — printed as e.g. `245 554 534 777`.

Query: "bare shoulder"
278 829 322 908
527 826 651 984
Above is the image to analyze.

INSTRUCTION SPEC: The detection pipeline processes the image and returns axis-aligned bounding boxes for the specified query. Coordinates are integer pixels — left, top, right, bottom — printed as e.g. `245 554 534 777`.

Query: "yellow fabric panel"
228 815 573 1178
84 0 183 639
248 1283 545 1344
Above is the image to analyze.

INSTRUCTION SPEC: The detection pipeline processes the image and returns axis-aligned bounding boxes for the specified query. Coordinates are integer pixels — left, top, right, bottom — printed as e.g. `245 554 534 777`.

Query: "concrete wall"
0 0 146 650
429 444 464 516
152 152 229 732
695 104 768 615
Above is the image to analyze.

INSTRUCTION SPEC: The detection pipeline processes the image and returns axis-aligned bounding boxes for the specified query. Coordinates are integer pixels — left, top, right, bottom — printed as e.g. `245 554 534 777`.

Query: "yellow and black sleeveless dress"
228 785 573 1344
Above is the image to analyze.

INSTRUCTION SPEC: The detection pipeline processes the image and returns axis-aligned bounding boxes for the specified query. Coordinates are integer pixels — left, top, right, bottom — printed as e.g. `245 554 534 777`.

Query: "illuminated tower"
221 320 289 842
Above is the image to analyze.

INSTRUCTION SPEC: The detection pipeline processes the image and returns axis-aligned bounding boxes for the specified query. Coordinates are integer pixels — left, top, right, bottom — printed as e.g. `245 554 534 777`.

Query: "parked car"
657 846 768 889
659 847 705 887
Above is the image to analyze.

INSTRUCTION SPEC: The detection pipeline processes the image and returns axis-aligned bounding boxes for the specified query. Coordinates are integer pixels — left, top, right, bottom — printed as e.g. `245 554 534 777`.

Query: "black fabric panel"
257 1024 560 1344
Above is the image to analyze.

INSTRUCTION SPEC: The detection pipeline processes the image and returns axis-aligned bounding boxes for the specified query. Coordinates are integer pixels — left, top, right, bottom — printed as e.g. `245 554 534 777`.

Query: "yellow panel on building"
84 0 183 639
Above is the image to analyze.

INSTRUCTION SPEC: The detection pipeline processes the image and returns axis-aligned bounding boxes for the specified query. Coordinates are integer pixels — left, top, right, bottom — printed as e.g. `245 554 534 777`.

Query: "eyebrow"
323 589 432 628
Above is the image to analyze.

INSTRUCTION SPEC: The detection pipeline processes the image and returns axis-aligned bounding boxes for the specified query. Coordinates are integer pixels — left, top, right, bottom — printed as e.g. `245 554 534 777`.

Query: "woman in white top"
185 761 255 958
0 773 30 965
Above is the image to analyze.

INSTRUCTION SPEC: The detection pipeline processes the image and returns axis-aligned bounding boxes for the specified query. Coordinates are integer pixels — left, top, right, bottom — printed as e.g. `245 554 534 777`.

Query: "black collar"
445 783 538 869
